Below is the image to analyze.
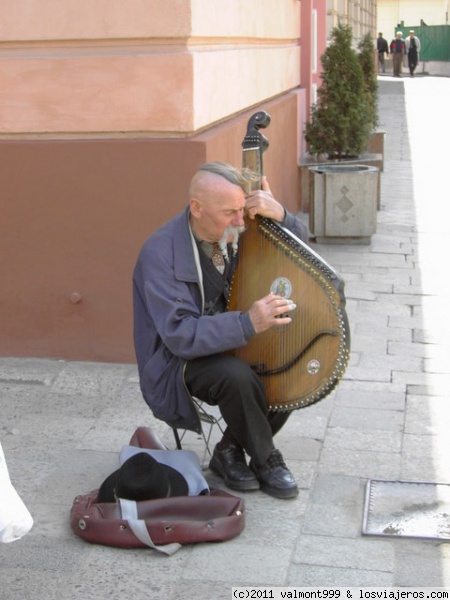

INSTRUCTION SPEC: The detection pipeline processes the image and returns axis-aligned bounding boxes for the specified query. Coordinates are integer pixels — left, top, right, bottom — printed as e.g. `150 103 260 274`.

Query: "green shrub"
305 23 373 159
358 31 378 129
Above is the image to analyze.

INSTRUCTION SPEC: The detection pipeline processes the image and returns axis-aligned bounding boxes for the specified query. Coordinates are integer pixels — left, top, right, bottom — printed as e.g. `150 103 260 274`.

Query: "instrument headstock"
242 110 271 190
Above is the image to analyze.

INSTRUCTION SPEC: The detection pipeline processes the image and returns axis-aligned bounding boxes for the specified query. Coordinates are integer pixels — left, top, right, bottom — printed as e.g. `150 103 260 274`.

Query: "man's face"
190 178 246 244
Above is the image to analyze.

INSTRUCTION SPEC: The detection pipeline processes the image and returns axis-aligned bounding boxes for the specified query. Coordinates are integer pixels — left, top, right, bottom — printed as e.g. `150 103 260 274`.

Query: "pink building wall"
300 0 327 155
0 1 322 362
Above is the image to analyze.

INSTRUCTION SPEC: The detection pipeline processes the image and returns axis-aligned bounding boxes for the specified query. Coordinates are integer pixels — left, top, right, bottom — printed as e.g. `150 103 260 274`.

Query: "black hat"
97 452 189 503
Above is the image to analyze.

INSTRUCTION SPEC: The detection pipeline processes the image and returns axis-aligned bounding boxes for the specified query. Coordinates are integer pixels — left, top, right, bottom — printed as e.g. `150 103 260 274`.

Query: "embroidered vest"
197 241 236 316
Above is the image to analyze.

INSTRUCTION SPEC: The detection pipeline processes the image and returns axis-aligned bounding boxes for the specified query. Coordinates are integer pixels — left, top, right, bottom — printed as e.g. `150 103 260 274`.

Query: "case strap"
119 498 181 555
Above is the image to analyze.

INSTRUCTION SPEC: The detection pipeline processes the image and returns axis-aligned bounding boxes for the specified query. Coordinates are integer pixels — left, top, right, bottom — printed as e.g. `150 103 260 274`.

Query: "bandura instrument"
228 111 350 411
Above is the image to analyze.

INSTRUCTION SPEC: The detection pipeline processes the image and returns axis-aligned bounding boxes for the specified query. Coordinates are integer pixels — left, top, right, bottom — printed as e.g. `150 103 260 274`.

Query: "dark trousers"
184 354 290 467
408 50 418 75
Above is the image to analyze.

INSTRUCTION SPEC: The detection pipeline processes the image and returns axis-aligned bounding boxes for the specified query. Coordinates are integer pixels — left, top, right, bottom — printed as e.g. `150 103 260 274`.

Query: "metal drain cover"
363 479 450 541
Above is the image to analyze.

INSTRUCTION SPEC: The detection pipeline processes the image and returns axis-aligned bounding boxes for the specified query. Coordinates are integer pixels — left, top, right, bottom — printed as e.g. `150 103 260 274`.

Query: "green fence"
394 24 450 61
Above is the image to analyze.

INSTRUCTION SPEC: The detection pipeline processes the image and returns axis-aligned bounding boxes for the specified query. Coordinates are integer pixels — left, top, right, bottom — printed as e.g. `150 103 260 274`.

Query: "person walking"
390 31 405 77
405 30 421 76
377 33 389 74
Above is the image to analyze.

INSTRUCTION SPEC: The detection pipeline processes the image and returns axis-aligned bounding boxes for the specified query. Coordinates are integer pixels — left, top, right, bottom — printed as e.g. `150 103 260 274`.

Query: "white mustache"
218 226 246 259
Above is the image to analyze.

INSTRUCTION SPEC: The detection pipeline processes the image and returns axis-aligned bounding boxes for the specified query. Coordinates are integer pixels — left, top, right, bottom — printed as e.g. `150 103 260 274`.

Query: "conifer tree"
358 31 378 129
305 23 372 159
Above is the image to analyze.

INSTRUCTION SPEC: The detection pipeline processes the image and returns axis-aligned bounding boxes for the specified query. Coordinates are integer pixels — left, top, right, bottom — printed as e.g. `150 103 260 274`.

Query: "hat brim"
97 458 189 503
157 462 189 497
98 468 121 502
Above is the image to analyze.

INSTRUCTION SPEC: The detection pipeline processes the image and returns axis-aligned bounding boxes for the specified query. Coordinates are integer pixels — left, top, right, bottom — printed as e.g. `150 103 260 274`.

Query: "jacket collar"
173 206 204 285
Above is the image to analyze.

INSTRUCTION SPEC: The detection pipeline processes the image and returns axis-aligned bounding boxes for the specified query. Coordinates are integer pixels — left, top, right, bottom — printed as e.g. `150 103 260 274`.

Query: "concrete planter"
299 151 383 212
309 164 379 245
366 129 386 171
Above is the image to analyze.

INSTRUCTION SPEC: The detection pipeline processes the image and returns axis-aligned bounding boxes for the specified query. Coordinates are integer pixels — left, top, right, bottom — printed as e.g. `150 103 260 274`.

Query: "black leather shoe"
209 444 260 491
251 449 299 499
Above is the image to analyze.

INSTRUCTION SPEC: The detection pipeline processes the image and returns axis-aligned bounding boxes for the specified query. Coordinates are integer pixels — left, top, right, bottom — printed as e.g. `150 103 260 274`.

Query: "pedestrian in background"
377 33 389 73
390 31 405 77
405 30 421 76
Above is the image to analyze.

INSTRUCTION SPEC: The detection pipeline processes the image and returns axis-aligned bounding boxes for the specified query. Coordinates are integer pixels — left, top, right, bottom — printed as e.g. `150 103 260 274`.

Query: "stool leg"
173 428 182 450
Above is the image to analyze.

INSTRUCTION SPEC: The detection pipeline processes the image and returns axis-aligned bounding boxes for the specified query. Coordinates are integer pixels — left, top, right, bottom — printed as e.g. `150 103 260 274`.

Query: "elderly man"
133 161 309 499
390 31 405 77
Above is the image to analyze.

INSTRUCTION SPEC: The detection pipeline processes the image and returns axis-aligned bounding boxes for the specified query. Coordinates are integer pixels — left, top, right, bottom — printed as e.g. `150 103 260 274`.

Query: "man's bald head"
189 162 256 202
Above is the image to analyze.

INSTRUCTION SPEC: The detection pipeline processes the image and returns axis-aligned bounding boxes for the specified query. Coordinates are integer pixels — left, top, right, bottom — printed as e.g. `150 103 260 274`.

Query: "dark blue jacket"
390 38 405 54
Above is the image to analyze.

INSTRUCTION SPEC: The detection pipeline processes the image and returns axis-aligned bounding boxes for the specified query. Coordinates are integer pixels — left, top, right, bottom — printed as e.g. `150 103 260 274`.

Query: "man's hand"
247 293 296 334
245 177 286 223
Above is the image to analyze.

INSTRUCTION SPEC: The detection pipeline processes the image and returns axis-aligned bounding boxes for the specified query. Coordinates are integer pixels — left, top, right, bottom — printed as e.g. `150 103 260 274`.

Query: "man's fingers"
272 315 293 326
265 294 296 318
248 294 296 333
267 294 296 307
273 300 296 319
